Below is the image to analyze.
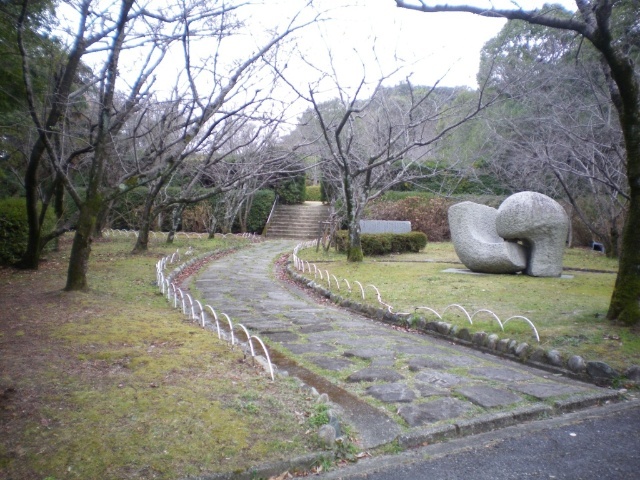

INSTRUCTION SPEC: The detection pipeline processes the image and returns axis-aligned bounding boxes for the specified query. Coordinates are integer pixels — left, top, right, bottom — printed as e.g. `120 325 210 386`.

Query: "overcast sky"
56 0 579 122
256 0 578 92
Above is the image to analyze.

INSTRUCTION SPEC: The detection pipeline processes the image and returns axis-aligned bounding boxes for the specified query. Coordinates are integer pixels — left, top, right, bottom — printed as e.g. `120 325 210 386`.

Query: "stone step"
265 202 330 239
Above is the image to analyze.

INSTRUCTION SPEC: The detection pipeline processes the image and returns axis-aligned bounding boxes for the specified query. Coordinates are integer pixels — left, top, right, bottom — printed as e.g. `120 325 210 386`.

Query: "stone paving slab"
456 385 523 408
194 240 618 449
367 383 416 403
343 348 395 360
308 356 355 371
281 343 336 354
398 398 472 427
347 367 405 383
509 382 587 399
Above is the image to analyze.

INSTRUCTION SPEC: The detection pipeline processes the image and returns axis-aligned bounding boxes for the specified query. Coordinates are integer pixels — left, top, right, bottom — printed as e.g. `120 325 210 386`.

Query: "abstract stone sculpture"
448 192 569 277
496 192 569 277
448 202 527 274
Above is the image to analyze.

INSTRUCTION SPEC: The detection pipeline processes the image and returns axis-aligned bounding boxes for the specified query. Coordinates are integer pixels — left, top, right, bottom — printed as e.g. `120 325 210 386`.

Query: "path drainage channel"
269 348 401 449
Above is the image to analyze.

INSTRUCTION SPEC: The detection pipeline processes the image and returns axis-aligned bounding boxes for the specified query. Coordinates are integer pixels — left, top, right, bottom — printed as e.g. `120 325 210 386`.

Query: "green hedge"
305 185 321 202
335 231 427 256
244 189 275 233
275 176 306 204
0 197 56 265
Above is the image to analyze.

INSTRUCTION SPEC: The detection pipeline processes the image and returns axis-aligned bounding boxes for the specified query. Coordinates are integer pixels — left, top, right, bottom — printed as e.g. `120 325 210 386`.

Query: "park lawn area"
296 242 639 372
0 235 321 480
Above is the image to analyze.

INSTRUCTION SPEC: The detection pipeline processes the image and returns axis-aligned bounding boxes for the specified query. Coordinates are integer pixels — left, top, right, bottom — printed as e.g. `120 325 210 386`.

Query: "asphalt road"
316 400 640 480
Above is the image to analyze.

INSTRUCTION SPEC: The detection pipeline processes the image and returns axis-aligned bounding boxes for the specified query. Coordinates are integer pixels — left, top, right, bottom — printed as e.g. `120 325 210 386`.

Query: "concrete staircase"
264 202 330 239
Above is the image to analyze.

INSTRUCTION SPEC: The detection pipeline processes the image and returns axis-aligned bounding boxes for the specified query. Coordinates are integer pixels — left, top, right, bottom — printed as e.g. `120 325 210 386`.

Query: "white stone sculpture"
448 192 569 277
448 202 527 274
496 192 569 277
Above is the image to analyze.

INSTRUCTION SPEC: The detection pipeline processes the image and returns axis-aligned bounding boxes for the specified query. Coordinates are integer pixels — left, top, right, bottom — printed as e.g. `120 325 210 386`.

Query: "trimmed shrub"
305 185 322 202
244 189 275 233
0 197 56 265
275 176 306 204
335 231 427 256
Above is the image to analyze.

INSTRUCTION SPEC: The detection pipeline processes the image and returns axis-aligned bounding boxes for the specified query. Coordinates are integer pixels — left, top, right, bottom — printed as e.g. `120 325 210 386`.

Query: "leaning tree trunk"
65 199 100 291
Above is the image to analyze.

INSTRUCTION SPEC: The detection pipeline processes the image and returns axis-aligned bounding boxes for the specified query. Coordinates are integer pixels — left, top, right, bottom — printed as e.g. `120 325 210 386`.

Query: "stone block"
568 355 586 373
546 349 563 367
586 361 619 381
366 383 416 403
360 219 411 234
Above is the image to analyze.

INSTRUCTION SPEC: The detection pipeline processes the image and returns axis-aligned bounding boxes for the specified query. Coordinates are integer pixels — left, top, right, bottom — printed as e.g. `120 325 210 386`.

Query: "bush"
365 194 509 242
335 231 427 256
365 196 453 242
245 189 275 233
0 197 56 265
275 176 306 204
305 185 321 202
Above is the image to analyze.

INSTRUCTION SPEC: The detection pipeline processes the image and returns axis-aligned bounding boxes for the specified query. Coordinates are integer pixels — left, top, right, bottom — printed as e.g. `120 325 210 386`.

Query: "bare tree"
17 0 254 289
125 6 315 252
395 0 640 325
297 74 492 261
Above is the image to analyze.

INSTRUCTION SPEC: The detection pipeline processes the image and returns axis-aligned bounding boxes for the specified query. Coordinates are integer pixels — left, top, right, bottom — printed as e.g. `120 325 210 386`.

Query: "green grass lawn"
296 243 638 372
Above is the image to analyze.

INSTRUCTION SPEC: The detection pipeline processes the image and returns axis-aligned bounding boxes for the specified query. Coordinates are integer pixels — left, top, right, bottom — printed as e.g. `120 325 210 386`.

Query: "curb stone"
186 452 330 480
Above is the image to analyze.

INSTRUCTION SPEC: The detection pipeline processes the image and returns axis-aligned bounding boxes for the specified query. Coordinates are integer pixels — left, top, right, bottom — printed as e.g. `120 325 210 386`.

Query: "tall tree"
476 17 627 255
296 78 491 261
396 0 640 325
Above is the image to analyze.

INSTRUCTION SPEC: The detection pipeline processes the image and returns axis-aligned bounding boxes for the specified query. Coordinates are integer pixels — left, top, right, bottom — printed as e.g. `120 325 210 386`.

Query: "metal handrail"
263 194 279 235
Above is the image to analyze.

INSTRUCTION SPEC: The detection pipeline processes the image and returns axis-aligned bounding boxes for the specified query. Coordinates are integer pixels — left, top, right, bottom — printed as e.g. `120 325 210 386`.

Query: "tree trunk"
343 174 363 262
64 0 134 291
132 196 155 253
18 138 46 269
607 119 640 324
166 204 185 245
347 216 363 262
65 199 99 291
207 216 217 239
93 199 113 238
602 36 640 324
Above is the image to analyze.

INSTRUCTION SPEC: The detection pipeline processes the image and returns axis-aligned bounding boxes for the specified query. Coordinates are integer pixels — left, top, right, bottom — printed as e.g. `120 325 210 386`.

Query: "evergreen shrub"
245 189 275 233
275 176 306 204
335 231 427 256
305 185 321 202
0 197 56 265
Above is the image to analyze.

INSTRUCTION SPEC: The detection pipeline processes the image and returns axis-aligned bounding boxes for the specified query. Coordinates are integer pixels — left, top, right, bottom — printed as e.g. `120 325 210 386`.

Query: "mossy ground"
297 243 639 372
0 235 319 479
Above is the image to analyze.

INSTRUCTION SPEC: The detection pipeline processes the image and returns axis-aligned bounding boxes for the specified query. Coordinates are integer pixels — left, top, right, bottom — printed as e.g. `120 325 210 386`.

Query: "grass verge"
0 235 321 479
296 243 639 372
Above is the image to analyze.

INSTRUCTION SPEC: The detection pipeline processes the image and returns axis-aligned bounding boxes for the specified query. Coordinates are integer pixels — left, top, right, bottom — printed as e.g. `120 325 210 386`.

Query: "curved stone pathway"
195 240 617 449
